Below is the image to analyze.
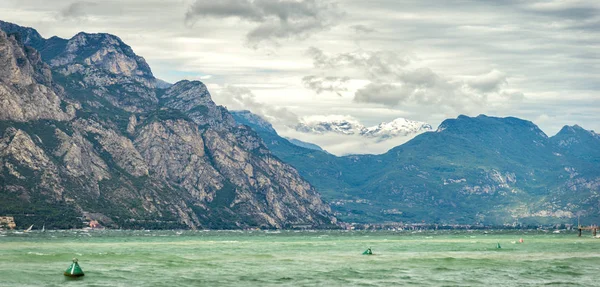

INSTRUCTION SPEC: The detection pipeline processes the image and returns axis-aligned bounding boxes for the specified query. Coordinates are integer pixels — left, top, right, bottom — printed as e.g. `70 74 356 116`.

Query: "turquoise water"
0 230 599 286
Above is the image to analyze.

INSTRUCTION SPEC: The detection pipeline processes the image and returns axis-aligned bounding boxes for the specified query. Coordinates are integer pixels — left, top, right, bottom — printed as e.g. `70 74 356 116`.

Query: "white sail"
25 224 33 232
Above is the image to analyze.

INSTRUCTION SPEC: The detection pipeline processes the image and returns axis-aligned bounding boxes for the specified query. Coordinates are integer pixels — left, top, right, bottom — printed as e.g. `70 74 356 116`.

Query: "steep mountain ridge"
0 20 153 82
161 80 236 130
0 21 335 230
231 110 325 152
285 138 325 152
232 110 277 134
0 20 166 113
237 111 600 225
0 20 45 48
230 111 355 197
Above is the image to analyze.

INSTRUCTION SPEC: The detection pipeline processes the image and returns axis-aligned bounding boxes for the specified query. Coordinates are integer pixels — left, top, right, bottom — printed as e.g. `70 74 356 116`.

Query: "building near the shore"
0 216 16 229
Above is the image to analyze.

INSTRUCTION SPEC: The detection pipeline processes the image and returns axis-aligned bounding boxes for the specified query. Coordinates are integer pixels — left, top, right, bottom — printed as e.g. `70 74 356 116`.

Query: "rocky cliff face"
50 32 159 113
51 32 153 79
0 20 161 113
161 80 236 130
0 30 74 121
0 20 45 48
0 21 335 230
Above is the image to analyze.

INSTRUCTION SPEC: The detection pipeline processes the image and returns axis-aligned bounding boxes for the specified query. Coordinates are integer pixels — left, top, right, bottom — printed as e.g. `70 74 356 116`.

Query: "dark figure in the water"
363 248 373 255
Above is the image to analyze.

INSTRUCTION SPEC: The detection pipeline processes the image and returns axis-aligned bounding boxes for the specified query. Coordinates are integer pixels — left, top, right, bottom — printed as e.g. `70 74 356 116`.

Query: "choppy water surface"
0 230 598 286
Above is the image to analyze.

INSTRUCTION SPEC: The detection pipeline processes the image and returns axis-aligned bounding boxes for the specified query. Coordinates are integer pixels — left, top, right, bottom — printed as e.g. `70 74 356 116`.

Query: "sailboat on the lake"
24 224 33 232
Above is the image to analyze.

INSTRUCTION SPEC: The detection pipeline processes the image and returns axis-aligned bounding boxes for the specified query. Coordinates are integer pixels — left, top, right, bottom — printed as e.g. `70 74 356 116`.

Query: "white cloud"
185 0 341 47
300 114 360 124
306 47 523 115
301 75 349 95
279 126 420 156
57 1 98 21
467 69 507 93
212 85 299 126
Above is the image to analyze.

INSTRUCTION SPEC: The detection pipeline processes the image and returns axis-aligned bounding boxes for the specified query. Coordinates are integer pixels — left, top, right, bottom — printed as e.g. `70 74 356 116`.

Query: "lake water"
0 230 598 286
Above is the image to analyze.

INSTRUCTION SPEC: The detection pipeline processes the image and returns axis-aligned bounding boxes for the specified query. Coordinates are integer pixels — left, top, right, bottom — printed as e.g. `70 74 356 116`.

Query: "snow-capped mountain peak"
362 118 433 139
294 115 432 141
295 115 365 135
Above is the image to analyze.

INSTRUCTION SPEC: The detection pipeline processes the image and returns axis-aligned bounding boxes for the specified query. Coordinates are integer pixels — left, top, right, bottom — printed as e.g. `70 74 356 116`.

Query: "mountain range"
2 20 599 229
232 111 600 225
0 21 335 230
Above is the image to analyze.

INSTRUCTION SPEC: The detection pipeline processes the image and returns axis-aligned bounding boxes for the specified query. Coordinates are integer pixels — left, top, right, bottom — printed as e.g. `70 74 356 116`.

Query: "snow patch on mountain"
362 118 433 140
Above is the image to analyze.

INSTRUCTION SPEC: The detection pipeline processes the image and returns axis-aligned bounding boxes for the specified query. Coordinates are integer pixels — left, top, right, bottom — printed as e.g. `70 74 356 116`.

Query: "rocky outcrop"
51 32 153 79
202 127 333 227
49 32 160 112
0 20 45 48
0 30 73 121
72 119 149 177
0 127 63 197
54 128 110 182
0 23 159 113
161 80 236 130
135 119 222 203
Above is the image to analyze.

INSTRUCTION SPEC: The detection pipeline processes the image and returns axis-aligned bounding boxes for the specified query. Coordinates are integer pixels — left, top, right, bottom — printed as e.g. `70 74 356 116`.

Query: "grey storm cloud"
524 0 600 20
467 70 507 93
350 24 374 34
306 47 410 81
302 76 350 96
216 85 299 125
185 0 340 46
354 83 410 107
307 47 522 111
58 1 97 20
354 79 487 109
4 0 599 145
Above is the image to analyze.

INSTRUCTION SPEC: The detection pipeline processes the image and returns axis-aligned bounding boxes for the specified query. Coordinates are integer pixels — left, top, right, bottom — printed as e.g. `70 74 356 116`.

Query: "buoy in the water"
64 258 84 277
496 243 501 249
362 248 373 255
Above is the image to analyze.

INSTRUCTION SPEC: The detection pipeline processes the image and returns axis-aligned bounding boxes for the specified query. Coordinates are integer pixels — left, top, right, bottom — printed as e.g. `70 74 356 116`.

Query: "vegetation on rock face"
232 111 600 226
0 21 335 230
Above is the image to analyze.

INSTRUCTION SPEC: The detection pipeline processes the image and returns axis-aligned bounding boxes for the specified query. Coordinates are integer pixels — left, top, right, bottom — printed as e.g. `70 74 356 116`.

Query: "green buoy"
64 258 84 277
362 248 373 255
496 242 501 249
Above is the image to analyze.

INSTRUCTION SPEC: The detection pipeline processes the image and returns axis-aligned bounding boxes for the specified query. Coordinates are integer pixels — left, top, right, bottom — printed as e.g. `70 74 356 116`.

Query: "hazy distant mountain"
284 137 325 152
295 116 433 142
238 110 600 225
0 21 335 230
230 110 277 134
551 125 600 160
231 110 326 152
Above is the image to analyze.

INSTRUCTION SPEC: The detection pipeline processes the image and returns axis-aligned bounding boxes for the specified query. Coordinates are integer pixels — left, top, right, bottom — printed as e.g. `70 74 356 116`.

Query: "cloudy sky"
1 0 598 154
